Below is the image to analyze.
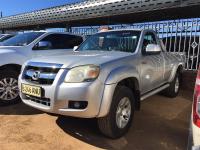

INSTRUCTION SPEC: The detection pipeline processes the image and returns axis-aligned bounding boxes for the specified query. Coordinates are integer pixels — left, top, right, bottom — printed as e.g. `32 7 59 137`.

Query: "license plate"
21 84 42 98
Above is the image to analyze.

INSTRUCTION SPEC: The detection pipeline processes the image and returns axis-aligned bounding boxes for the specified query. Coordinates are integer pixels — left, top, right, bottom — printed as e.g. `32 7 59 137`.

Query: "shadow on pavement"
56 116 114 149
0 102 43 115
56 116 134 150
178 90 193 101
56 91 192 150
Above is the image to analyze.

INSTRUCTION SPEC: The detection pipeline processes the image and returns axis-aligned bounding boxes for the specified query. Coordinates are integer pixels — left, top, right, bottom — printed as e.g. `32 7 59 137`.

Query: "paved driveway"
0 90 192 150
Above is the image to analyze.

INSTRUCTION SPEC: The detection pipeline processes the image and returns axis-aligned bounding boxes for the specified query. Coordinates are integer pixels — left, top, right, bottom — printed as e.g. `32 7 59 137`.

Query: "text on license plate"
21 84 41 98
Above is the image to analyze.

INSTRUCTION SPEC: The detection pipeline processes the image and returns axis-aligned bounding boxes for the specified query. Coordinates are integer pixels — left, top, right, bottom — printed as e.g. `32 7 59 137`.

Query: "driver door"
140 32 165 94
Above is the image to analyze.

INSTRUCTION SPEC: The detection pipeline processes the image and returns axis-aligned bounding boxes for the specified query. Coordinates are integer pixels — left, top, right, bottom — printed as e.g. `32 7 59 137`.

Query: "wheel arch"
169 63 184 83
117 77 141 111
98 76 141 118
98 66 141 117
0 64 21 73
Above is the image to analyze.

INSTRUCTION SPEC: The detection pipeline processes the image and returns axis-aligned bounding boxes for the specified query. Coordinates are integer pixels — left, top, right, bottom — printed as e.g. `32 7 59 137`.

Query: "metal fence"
71 18 200 71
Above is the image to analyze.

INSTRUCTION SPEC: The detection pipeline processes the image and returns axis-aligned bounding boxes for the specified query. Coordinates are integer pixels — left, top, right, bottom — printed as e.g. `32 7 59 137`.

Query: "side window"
142 32 157 51
63 35 83 48
33 34 83 50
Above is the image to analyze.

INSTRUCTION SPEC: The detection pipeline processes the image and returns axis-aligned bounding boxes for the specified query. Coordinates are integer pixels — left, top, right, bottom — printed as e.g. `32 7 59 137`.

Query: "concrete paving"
0 90 192 150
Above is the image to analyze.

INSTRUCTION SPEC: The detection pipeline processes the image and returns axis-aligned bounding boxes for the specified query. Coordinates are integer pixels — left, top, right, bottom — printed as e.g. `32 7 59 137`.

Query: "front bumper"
19 69 115 118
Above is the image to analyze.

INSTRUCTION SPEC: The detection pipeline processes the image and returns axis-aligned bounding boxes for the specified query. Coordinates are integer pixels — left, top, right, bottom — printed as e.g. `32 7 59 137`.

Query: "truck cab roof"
98 28 156 33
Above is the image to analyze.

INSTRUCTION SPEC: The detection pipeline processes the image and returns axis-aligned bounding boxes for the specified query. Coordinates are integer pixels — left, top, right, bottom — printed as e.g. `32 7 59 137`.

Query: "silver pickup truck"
19 29 185 138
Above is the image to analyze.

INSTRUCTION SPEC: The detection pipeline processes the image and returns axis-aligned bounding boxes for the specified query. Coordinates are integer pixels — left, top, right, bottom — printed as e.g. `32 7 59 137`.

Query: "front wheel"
97 86 134 138
0 70 20 105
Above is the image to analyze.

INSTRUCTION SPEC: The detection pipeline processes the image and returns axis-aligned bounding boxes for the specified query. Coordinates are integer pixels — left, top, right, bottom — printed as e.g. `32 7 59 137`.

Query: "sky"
0 0 82 17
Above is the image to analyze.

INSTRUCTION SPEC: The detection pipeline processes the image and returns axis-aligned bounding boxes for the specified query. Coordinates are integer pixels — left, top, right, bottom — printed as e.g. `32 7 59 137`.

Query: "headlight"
64 65 100 83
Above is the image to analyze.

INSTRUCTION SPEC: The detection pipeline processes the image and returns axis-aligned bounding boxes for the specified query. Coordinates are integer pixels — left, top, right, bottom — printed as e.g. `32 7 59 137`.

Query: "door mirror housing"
73 46 79 52
33 41 52 50
144 44 161 55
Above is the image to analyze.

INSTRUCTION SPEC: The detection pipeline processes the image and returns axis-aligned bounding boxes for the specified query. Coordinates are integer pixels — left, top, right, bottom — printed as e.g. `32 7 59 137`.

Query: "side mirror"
73 46 79 52
145 44 161 55
34 41 52 50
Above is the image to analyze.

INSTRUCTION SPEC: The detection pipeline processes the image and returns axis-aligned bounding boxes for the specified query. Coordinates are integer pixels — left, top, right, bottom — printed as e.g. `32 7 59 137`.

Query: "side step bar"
140 84 170 101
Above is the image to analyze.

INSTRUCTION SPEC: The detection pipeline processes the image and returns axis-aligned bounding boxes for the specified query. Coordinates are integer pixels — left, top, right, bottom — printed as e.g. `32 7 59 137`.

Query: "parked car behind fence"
0 31 83 104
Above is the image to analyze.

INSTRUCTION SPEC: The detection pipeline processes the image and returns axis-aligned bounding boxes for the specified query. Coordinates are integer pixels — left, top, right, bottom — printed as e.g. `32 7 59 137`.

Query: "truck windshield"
78 31 141 53
2 32 45 46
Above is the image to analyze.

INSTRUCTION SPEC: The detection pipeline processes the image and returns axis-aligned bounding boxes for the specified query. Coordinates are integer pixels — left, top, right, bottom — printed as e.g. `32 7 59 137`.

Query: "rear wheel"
0 70 20 105
97 86 134 138
162 72 180 98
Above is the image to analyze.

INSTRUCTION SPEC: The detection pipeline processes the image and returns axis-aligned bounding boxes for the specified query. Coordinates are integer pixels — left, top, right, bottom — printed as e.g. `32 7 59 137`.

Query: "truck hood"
30 51 132 68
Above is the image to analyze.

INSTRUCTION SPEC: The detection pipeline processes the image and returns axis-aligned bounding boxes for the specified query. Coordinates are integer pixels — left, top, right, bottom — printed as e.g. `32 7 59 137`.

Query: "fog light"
68 101 88 109
74 102 80 108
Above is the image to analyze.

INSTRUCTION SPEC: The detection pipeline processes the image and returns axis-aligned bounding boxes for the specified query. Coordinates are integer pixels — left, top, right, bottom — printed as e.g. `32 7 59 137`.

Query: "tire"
0 69 20 105
162 72 180 98
97 86 134 139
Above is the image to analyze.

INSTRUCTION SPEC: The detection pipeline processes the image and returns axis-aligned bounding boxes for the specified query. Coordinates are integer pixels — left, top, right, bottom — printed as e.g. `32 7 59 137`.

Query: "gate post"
65 26 72 33
0 11 4 34
1 29 5 34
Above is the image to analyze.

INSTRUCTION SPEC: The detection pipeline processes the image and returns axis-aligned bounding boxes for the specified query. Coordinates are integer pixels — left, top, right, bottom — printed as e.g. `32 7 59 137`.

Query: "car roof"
97 28 155 33
21 31 82 37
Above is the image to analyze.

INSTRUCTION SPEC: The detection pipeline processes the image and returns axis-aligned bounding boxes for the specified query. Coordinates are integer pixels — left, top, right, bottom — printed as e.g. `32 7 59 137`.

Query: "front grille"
25 95 51 106
23 62 63 85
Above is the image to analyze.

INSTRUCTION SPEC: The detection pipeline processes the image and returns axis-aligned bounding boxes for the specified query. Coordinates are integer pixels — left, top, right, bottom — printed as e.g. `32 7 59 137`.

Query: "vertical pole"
0 11 5 34
66 25 72 33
